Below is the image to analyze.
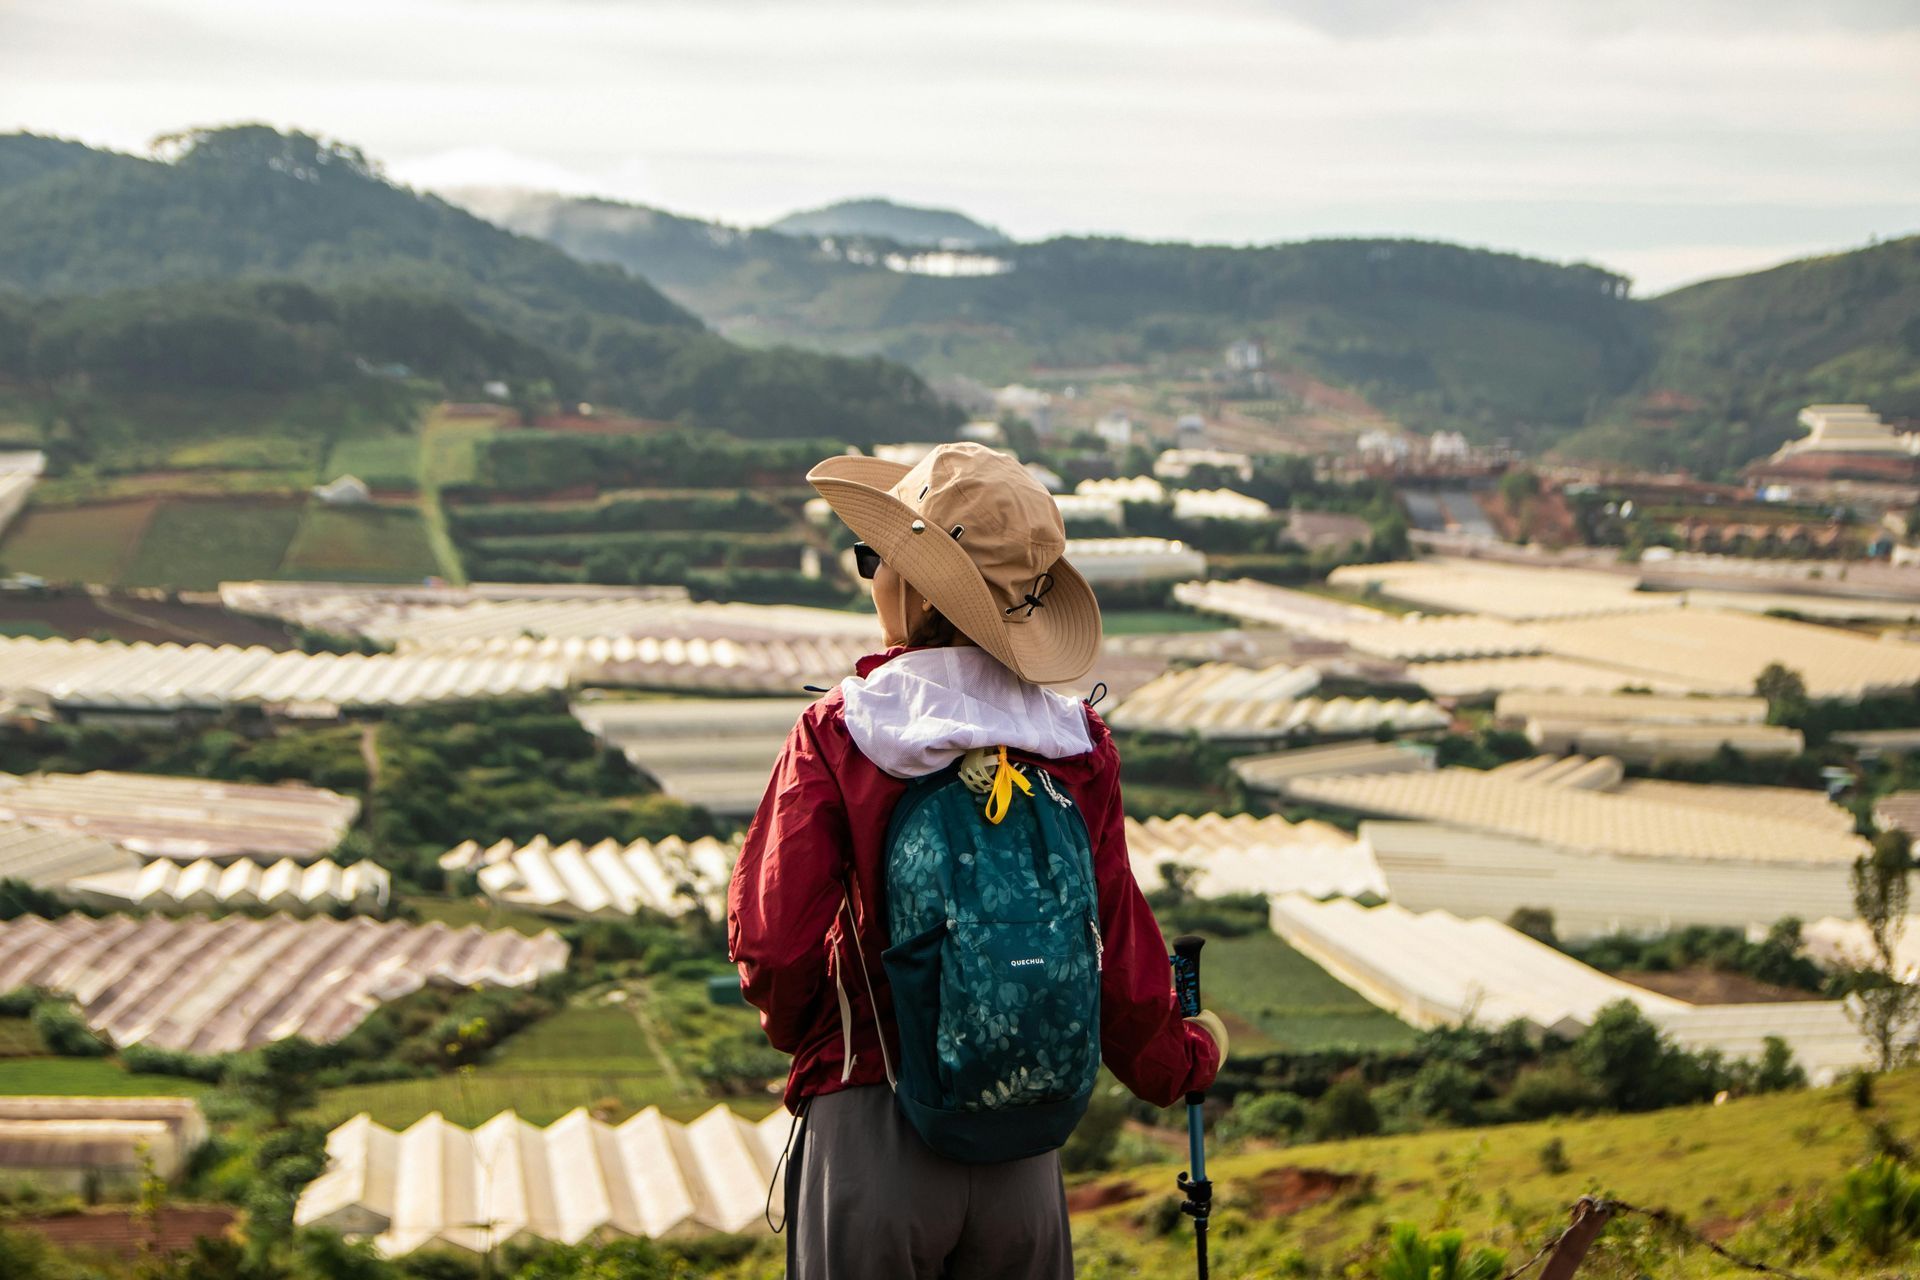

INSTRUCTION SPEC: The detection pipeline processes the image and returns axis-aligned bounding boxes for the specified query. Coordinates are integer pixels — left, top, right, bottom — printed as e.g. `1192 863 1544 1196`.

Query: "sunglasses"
852 541 882 581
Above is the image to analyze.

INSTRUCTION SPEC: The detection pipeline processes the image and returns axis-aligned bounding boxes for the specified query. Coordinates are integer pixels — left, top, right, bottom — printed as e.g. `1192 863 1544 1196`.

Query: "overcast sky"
4 0 1917 293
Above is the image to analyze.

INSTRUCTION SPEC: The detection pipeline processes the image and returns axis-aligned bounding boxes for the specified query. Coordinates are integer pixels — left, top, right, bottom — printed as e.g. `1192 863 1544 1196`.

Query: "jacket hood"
839 646 1095 780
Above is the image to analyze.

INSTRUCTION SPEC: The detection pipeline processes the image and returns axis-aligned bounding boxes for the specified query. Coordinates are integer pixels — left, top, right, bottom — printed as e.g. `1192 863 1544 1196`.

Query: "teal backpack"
878 751 1103 1163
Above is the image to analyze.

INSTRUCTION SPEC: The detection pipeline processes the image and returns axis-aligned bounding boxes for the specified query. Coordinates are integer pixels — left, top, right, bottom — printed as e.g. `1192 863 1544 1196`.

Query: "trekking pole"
1170 934 1211 1280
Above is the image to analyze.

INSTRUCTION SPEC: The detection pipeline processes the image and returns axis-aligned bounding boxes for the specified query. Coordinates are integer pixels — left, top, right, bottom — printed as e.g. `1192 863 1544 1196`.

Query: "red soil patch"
14 1206 239 1260
1067 1180 1147 1213
1246 1165 1365 1219
1617 969 1814 1004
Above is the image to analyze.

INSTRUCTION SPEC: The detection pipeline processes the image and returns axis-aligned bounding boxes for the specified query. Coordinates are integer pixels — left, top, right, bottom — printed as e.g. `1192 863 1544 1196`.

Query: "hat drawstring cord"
1005 571 1055 617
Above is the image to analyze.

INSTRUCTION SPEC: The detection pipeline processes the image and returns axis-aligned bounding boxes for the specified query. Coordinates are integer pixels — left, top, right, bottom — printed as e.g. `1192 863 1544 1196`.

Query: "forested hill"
0 128 957 442
767 197 1010 247
461 188 1654 449
468 187 1920 474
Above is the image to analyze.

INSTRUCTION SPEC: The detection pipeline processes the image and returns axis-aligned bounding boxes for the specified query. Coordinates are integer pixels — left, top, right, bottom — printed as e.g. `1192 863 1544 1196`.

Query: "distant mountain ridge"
455 185 1920 475
0 128 956 442
767 197 1009 248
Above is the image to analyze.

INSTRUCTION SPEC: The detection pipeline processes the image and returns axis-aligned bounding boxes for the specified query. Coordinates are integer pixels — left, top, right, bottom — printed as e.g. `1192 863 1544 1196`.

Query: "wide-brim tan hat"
808 443 1102 684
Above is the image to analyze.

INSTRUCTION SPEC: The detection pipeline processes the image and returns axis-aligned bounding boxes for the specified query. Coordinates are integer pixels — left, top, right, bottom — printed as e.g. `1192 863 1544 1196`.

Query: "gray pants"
786 1086 1073 1280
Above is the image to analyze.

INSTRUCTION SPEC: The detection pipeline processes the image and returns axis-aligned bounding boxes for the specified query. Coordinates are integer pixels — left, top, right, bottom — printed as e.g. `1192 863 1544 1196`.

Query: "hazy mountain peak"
767 197 1009 249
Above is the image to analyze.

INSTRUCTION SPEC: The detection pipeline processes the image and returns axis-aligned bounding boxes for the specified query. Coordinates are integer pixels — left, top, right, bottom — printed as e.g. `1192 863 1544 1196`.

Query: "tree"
1380 1224 1504 1280
1848 830 1920 1071
1755 662 1810 726
230 1038 330 1127
1308 1077 1381 1139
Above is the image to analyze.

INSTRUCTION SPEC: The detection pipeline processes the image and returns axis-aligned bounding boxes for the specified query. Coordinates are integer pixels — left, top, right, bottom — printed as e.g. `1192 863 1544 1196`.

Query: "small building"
0 1097 209 1193
1224 339 1263 372
1287 510 1373 552
1154 448 1253 483
1094 413 1134 449
313 474 372 506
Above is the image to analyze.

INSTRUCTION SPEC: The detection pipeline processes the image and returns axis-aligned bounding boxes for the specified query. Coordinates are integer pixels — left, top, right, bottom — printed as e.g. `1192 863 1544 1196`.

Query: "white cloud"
2 0 1915 286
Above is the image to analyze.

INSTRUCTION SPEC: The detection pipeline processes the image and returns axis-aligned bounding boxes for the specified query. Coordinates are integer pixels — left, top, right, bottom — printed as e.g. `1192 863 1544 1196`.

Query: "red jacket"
727 647 1221 1113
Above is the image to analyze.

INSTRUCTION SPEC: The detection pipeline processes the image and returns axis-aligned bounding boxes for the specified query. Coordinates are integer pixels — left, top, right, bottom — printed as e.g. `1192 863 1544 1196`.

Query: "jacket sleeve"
1082 738 1222 1107
727 708 850 1055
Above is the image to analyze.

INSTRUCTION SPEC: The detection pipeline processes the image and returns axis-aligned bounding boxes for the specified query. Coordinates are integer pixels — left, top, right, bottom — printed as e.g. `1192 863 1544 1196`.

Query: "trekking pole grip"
1171 934 1205 1103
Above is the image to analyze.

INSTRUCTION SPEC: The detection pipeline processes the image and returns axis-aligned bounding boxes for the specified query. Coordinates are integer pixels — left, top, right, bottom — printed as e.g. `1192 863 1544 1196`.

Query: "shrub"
1217 1091 1309 1144
1408 1060 1483 1125
1828 1155 1920 1260
29 1000 107 1057
1503 1062 1606 1120
1852 1070 1878 1110
1308 1078 1381 1140
121 1043 228 1082
1537 1136 1571 1175
1571 1000 1719 1111
1379 1223 1504 1280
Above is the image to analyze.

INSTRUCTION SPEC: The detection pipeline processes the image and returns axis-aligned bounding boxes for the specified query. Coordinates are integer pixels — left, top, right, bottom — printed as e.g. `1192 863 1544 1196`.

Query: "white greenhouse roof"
0 771 359 862
1125 813 1382 900
1286 764 1863 864
1406 655 1712 700
0 637 570 714
1529 609 1920 700
0 822 139 890
1363 821 1858 940
1232 740 1435 793
0 470 36 541
0 914 568 1054
65 857 390 915
1064 538 1208 584
0 1096 208 1183
571 697 810 815
1325 615 1546 662
1799 917 1920 983
1324 559 1678 621
1171 579 1387 634
1269 896 1869 1083
296 1104 792 1255
444 834 739 919
1108 663 1446 740
1171 488 1273 522
1493 691 1769 726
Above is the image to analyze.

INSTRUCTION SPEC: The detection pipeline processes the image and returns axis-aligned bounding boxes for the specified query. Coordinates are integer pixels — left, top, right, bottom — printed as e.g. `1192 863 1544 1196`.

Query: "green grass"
415 407 495 585
0 499 155 584
0 1018 42 1057
1198 933 1418 1053
0 1057 210 1097
310 988 778 1130
278 505 441 582
1073 1072 1920 1278
401 894 560 938
1100 609 1229 635
323 434 421 492
120 499 305 589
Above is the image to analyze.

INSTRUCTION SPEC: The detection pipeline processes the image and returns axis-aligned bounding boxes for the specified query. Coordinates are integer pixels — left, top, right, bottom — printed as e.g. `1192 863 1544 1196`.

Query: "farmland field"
278 505 441 582
119 499 305 589
0 499 156 583
310 984 780 1130
1198 932 1419 1053
322 434 421 492
0 1057 210 1097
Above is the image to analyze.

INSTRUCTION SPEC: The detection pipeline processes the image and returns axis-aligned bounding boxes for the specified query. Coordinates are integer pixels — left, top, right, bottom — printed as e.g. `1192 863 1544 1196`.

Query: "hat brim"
809 455 1103 684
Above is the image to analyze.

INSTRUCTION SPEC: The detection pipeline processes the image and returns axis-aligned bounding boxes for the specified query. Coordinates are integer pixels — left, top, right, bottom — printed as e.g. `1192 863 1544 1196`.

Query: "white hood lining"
839 647 1094 780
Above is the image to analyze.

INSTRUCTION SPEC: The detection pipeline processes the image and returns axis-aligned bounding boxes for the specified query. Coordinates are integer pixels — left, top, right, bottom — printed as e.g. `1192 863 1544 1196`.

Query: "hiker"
728 442 1228 1280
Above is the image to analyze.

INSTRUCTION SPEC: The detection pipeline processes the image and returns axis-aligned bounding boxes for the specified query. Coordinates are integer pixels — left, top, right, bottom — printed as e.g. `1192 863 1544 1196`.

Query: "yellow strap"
984 745 1032 825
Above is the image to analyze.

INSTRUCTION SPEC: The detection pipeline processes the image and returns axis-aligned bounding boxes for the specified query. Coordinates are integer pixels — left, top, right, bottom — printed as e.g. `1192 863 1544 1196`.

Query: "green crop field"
0 1057 210 1097
311 987 780 1131
120 499 306 589
1069 1071 1920 1279
0 1018 42 1057
0 499 156 583
278 505 441 582
322 434 422 492
1199 933 1419 1053
1101 609 1230 635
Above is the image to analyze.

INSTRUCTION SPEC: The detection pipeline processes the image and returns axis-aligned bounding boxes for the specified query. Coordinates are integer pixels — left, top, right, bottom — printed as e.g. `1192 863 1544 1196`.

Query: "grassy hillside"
1065 1070 1920 1278
1553 236 1920 474
0 127 957 444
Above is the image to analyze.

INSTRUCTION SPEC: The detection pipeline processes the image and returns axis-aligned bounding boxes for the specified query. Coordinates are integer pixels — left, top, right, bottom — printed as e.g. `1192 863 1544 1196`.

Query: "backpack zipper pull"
1088 915 1104 972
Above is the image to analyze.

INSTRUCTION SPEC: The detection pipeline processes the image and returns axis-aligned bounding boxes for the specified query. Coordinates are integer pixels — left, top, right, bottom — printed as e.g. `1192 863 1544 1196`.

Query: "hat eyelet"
950 524 964 540
910 519 926 534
